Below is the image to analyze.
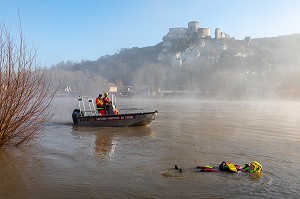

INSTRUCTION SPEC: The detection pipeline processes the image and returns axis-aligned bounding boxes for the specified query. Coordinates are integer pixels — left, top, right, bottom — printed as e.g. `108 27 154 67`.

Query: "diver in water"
175 161 263 173
197 161 262 173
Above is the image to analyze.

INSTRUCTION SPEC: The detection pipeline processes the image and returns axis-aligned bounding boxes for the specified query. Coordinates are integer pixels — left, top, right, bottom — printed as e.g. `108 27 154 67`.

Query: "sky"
1 0 300 67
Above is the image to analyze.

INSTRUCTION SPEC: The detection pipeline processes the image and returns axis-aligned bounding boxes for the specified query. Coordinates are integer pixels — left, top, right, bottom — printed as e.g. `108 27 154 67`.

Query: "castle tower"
188 21 200 33
198 28 210 37
215 28 221 39
244 36 251 45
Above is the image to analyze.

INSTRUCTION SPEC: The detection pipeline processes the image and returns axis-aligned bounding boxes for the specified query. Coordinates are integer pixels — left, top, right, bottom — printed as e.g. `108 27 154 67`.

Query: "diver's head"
248 161 262 173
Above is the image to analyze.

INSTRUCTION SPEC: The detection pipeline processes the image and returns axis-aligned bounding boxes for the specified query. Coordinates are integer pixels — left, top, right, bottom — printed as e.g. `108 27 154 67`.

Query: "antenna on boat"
78 96 85 112
88 97 97 115
112 94 116 107
88 98 92 111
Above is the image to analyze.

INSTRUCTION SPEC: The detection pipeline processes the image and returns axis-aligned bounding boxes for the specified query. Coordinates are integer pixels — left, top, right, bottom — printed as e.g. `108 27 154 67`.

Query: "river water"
1 98 300 199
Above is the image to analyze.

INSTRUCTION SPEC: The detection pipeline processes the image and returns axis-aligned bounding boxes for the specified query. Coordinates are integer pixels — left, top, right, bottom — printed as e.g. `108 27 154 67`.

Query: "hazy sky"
1 0 300 66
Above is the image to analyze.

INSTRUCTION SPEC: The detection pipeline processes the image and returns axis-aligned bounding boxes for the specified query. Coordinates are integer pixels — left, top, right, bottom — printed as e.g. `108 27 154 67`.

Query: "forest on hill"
48 34 300 100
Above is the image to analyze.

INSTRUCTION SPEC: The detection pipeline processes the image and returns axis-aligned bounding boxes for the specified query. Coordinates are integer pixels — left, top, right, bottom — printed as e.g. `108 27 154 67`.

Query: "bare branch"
0 24 57 147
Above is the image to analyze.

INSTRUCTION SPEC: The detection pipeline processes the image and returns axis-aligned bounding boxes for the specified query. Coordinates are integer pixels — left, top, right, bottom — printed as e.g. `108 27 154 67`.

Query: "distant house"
109 84 118 92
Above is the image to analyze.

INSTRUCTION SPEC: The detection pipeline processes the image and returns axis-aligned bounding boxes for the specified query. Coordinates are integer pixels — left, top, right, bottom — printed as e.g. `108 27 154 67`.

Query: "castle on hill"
158 21 242 67
163 21 231 43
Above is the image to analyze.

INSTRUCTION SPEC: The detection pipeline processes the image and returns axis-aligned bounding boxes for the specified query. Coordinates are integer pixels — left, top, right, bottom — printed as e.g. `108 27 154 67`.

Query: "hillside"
50 33 300 99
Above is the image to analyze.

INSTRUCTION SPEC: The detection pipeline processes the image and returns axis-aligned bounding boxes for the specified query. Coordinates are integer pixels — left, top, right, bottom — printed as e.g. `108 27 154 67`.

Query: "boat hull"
72 110 158 127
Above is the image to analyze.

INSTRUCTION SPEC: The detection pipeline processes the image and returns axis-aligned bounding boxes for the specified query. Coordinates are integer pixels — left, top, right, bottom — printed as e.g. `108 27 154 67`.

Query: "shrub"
0 25 56 147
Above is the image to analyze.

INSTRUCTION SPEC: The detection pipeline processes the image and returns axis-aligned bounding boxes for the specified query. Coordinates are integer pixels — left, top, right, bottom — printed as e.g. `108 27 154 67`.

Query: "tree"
0 25 56 147
133 63 167 96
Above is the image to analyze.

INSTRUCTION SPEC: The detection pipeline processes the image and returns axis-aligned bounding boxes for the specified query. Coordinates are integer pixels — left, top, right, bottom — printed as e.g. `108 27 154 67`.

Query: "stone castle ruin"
159 21 233 67
215 28 231 39
162 21 230 50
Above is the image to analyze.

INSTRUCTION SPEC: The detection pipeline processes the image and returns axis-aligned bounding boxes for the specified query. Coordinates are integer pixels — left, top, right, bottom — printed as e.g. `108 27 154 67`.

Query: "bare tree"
0 25 56 147
133 63 167 96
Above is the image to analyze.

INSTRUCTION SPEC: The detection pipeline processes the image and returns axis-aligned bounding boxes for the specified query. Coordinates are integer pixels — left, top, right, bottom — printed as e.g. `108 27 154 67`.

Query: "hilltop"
49 22 300 99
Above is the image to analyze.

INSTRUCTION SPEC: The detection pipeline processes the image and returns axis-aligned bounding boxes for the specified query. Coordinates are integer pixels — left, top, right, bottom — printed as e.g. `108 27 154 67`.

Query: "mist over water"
1 97 300 198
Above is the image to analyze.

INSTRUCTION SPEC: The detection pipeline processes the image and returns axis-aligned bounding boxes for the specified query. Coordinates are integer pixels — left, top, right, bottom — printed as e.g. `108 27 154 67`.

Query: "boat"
72 96 158 127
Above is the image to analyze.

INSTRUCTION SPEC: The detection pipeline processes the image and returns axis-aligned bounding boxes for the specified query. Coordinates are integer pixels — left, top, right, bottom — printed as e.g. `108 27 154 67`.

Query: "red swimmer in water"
175 161 263 173
195 161 263 173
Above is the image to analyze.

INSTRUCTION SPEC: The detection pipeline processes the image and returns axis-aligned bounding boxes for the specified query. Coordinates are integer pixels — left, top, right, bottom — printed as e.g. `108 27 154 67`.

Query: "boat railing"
77 94 118 116
77 96 99 116
118 108 144 114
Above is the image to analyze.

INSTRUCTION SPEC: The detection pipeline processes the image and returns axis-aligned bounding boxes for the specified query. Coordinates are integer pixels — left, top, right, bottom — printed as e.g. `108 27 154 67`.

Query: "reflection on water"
249 172 263 181
94 135 117 159
71 126 156 160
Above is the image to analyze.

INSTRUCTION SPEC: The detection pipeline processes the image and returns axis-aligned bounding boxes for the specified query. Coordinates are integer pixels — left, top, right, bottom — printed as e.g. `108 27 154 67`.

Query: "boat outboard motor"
72 109 81 124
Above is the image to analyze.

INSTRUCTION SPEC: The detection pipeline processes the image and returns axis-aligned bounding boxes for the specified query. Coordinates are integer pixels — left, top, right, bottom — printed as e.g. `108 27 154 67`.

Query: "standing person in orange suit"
102 92 110 114
95 93 105 115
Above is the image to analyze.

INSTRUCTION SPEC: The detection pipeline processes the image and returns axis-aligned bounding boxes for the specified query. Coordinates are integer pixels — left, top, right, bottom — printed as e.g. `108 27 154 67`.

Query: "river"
1 98 300 199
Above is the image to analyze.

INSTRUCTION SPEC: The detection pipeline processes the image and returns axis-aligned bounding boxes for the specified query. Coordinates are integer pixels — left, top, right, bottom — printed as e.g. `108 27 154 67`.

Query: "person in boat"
95 93 106 115
102 92 111 114
102 92 120 115
195 161 263 173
